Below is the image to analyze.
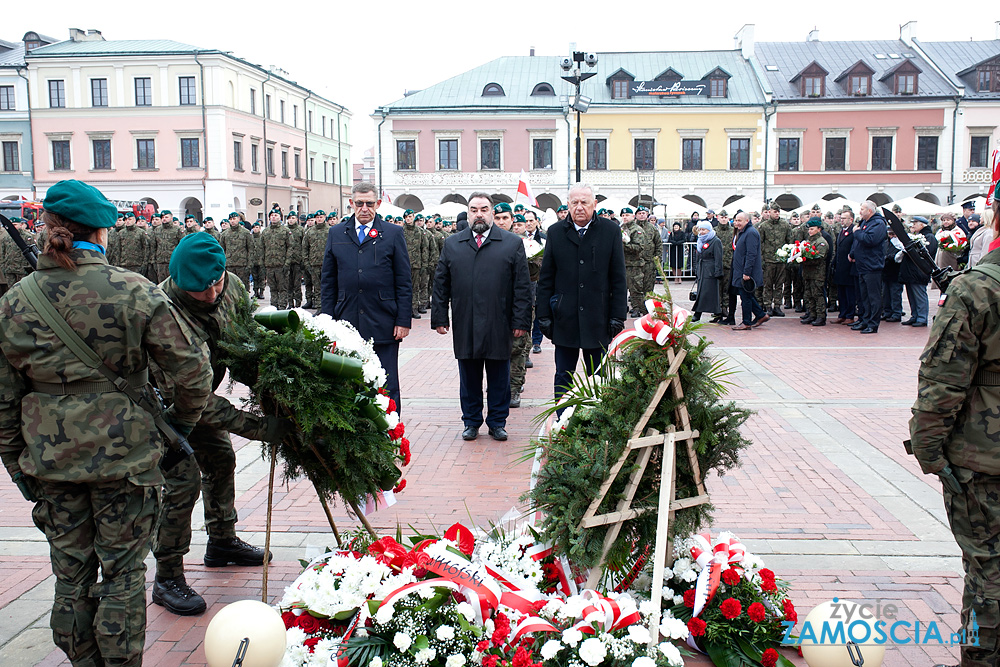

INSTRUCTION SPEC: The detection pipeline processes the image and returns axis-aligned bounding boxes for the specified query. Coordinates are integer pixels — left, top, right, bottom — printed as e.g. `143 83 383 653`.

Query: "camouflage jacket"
758 218 791 264
910 247 1000 475
302 222 329 267
801 234 829 278
420 227 433 268
640 220 661 264
110 225 149 269
154 223 185 264
203 227 221 241
788 222 807 244
0 250 212 483
716 224 735 269
403 224 422 269
286 224 304 264
622 222 647 268
221 225 253 268
261 223 290 268
250 230 265 265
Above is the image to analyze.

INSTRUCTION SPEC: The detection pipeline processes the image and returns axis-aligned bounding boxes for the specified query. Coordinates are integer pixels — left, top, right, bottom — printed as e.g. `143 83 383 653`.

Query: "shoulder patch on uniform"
938 293 947 307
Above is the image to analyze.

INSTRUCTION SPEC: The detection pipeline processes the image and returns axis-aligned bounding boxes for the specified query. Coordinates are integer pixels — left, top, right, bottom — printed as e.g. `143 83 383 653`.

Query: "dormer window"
654 68 683 84
531 82 555 96
880 59 921 96
804 76 823 96
710 78 727 97
836 60 875 96
849 75 870 95
791 61 828 98
980 70 992 92
482 83 505 97
612 80 630 99
896 73 916 94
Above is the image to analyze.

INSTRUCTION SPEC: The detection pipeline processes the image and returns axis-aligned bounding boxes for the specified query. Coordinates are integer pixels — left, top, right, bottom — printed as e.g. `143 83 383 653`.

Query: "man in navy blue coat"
320 183 412 411
848 201 888 334
730 212 767 330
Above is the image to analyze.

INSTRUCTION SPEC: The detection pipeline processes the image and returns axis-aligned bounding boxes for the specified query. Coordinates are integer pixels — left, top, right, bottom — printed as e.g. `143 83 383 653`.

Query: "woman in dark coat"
896 216 937 327
692 221 723 321
832 218 857 323
668 222 687 283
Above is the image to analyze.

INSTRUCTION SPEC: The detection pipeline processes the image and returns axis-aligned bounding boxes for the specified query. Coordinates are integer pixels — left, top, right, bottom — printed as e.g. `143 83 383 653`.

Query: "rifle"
0 212 193 472
881 206 956 293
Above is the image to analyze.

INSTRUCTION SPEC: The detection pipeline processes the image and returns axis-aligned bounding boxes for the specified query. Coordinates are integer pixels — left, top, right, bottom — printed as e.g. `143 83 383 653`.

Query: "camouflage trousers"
424 268 434 309
783 264 803 307
265 266 288 309
944 466 1000 666
305 265 323 307
154 424 238 579
510 329 533 394
250 265 265 297
288 263 303 307
410 266 422 314
644 260 659 294
803 276 825 319
761 262 785 310
229 265 251 294
33 477 158 667
626 265 645 312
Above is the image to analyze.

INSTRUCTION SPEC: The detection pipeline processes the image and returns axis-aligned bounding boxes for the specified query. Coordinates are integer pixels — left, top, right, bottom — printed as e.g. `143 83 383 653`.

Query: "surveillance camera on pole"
560 57 573 71
585 53 598 67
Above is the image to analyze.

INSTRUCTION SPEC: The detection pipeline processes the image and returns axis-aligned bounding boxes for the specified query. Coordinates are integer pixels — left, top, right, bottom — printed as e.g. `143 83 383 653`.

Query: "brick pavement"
1 280 965 666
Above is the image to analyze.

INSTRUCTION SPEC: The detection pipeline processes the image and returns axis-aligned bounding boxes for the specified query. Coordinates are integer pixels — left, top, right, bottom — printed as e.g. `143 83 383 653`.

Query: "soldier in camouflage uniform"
636 206 661 295
108 212 149 275
799 218 829 326
0 180 212 667
261 210 291 308
402 210 423 319
909 205 1000 667
509 213 541 408
152 233 286 615
1 217 34 289
784 211 806 311
416 215 433 312
220 212 253 291
302 212 330 309
250 221 265 298
286 211 305 307
758 202 791 316
715 211 735 324
201 217 220 241
154 211 185 283
621 207 648 317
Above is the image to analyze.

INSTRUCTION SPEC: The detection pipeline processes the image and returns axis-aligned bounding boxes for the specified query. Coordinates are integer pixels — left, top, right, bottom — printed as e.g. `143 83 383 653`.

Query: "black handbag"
689 288 698 301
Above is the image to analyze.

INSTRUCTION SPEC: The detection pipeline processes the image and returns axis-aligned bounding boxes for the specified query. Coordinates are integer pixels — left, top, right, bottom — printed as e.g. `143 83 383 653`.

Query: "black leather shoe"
812 318 827 326
302 301 313 309
901 318 916 326
152 576 207 616
860 327 878 334
462 427 478 440
532 345 542 354
525 358 533 368
827 304 839 312
488 426 508 441
204 536 272 568
911 322 927 327
710 315 724 323
783 302 793 309
850 322 866 330
886 316 901 322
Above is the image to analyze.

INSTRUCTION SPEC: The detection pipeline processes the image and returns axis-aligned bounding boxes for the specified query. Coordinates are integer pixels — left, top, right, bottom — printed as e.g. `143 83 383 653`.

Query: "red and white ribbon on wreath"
525 542 583 596
688 532 746 618
608 302 691 358
572 590 642 634
986 148 1000 207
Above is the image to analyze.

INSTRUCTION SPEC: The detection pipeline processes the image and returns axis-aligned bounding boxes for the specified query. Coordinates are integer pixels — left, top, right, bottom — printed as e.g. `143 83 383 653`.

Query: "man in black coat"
320 182 412 412
432 193 532 442
849 201 888 334
832 211 857 323
536 184 627 400
730 212 767 330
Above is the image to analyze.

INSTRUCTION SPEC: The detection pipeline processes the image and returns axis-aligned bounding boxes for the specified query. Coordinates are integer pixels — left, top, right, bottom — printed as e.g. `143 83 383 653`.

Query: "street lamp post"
561 51 597 184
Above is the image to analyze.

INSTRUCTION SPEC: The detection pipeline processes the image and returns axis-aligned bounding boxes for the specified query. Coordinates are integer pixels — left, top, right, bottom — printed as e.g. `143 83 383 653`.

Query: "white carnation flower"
456 601 476 622
562 628 583 647
578 637 608 666
682 569 698 583
632 658 656 667
541 639 563 660
393 632 412 652
627 624 651 644
638 599 657 616
673 595 684 606
369 657 383 667
662 586 674 600
659 641 683 666
436 625 455 641
659 616 689 640
375 603 394 624
415 647 437 664
446 655 466 667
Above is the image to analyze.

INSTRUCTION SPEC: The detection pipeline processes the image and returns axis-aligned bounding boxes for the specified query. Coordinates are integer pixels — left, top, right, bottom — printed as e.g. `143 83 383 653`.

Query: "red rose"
388 398 397 413
304 636 321 652
783 599 797 624
687 617 707 637
721 569 741 586
759 568 775 581
281 610 297 628
760 578 778 593
719 598 742 619
683 589 696 608
393 479 406 493
748 602 766 623
297 614 321 633
761 648 779 667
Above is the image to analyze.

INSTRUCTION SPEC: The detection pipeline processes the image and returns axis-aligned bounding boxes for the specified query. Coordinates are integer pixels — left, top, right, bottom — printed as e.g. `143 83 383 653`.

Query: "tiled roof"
27 39 202 56
756 40 957 100
916 39 1000 99
381 51 765 112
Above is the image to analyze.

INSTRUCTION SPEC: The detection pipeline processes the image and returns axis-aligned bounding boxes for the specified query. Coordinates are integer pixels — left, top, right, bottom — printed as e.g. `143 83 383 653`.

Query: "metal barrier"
660 241 699 279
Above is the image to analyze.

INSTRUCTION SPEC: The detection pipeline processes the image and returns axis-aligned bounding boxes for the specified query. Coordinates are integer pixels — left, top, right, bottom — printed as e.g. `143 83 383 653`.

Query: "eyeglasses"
355 201 378 209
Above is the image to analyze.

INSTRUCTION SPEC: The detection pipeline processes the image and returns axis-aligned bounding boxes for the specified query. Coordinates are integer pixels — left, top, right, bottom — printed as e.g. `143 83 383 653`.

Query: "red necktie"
476 235 483 247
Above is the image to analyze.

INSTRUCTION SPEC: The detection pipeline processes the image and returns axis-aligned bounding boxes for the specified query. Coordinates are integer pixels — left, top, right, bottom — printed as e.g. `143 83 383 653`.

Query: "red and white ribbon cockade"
607 300 691 358
688 532 746 618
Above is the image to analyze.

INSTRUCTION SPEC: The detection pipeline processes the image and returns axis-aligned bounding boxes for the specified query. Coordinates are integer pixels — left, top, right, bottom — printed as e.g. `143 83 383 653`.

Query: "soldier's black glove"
12 471 36 503
608 318 625 338
538 318 553 340
262 416 295 444
937 464 963 496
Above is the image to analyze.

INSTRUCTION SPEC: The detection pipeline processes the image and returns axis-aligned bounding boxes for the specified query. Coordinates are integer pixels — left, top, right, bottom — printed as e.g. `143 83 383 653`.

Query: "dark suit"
849 211 888 331
536 214 627 398
731 221 766 326
320 214 412 411
432 224 531 430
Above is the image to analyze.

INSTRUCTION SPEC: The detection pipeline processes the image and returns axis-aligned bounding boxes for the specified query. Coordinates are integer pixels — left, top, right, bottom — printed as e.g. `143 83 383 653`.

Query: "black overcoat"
535 215 628 350
693 235 723 314
431 224 532 360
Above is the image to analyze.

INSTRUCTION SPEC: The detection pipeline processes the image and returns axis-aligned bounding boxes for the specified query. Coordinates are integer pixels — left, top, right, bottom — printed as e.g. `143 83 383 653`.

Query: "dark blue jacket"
731 222 764 289
849 212 888 275
320 214 412 345
833 225 856 285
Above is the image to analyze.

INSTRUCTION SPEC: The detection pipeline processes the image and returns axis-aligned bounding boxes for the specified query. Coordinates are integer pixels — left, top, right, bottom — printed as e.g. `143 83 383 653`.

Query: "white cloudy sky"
8 0 997 164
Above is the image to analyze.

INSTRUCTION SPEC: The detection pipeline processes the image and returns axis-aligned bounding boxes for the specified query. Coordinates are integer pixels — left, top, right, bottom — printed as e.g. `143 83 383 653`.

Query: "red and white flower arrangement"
935 226 968 254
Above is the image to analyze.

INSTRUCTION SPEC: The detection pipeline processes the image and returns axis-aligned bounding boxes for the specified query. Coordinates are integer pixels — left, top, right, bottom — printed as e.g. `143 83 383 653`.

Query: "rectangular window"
612 79 630 99
179 76 197 105
280 100 285 123
896 74 916 94
439 139 459 170
136 138 155 169
871 136 893 170
266 146 275 175
917 136 938 170
321 115 326 137
309 157 315 179
234 140 243 171
323 161 328 182
180 138 199 168
52 140 71 170
92 139 111 170
634 138 655 170
825 137 846 171
250 88 256 115
480 139 500 170
682 138 703 170
587 138 607 170
308 110 313 132
265 94 271 119
0 85 14 110
251 143 259 172
979 70 992 92
533 138 553 170
777 138 799 171
91 78 108 107
2 141 19 172
48 80 65 108
134 77 152 106
709 78 727 97
294 153 301 179
729 138 750 170
281 150 288 178
804 76 822 96
849 75 869 96
292 105 298 128
971 136 990 168
396 140 416 170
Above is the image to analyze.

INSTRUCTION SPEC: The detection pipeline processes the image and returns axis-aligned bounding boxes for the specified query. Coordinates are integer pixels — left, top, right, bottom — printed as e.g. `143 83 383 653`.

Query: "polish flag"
382 190 393 204
516 170 538 206
987 149 1000 207
360 489 396 516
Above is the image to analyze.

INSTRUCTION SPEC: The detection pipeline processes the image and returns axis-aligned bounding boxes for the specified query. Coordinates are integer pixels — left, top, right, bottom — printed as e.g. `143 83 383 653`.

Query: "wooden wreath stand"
576 346 711 644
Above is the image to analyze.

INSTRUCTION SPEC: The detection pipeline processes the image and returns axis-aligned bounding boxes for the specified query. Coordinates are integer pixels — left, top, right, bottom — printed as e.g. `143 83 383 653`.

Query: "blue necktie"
358 224 367 244
578 227 586 239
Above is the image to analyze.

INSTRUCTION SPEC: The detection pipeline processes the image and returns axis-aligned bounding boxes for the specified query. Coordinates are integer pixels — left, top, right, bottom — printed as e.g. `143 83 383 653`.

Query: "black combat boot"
204 536 272 568
152 575 207 616
510 391 521 409
772 306 785 317
800 315 815 325
812 317 827 326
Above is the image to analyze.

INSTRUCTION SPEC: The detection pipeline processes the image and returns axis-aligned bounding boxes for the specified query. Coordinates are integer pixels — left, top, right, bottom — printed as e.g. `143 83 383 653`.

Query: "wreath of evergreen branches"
218 297 402 508
524 327 752 575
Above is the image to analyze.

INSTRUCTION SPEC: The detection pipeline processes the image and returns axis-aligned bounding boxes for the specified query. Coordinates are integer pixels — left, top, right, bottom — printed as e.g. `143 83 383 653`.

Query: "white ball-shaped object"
204 600 287 667
800 599 885 667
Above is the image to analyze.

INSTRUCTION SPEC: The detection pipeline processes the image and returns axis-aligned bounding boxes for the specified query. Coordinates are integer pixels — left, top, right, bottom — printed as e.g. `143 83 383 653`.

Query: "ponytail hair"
41 211 92 270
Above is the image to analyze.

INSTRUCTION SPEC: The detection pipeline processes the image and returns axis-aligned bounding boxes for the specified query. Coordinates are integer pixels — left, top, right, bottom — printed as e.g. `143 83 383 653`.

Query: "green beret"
443 220 452 226
123 211 135 218
404 209 414 217
415 214 424 221
229 211 239 218
513 214 526 223
9 216 23 223
557 205 568 212
513 204 525 212
315 209 325 216
807 217 823 228
161 210 172 216
621 207 634 215
185 214 196 221
493 202 512 214
169 232 226 291
636 206 648 213
117 212 125 219
43 180 118 229
204 216 214 222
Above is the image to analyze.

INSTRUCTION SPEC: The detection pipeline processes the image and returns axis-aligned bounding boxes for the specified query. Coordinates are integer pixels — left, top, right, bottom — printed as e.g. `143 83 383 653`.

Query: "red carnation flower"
512 647 532 667
477 640 490 652
721 568 741 586
304 636 321 652
783 599 797 624
683 589 696 608
748 602 767 623
492 612 511 646
687 617 707 637
759 568 775 581
388 398 397 413
400 438 411 466
393 479 406 493
297 613 321 633
484 657 499 667
761 648 779 667
761 578 778 593
719 598 742 619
